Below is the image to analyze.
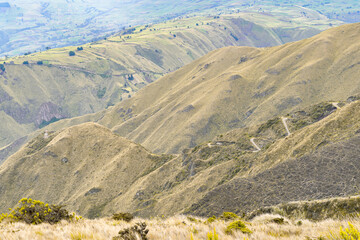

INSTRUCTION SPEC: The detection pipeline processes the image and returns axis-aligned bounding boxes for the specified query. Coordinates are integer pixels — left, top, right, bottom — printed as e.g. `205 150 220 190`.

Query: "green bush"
0 64 5 72
112 212 134 222
332 222 360 240
205 216 216 223
69 51 76 56
37 61 43 65
23 61 29 65
0 198 80 225
220 212 239 221
225 220 252 235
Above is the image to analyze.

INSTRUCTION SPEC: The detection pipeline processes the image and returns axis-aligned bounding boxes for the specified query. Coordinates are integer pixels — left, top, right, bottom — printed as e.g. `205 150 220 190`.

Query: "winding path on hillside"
332 102 341 109
282 117 291 136
250 138 261 152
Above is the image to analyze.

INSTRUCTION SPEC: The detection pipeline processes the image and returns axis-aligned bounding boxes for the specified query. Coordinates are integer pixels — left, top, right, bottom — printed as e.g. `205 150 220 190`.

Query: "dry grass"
0 214 359 240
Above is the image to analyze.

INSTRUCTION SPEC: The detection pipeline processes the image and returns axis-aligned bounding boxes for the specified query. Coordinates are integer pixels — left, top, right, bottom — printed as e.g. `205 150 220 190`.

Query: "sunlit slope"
93 22 360 154
0 12 327 149
1 98 359 218
0 123 173 218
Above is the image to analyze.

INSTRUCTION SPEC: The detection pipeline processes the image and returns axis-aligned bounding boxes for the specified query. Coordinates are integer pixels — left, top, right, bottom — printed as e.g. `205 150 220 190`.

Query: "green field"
0 0 359 57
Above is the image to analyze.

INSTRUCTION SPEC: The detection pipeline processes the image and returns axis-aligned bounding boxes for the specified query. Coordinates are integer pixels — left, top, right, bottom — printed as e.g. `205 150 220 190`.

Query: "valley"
0 0 359 57
0 3 360 239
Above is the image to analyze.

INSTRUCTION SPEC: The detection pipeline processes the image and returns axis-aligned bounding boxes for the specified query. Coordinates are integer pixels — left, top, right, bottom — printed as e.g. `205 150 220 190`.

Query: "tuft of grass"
206 228 219 240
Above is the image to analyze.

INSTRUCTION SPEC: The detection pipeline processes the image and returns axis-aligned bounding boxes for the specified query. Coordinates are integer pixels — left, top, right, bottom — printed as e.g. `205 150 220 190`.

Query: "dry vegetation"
0 9 326 152
0 214 359 240
1 99 360 219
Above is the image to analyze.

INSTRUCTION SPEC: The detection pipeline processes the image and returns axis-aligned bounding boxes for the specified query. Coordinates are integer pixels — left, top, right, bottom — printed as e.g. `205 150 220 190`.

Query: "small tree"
69 51 76 56
0 64 5 72
23 61 29 65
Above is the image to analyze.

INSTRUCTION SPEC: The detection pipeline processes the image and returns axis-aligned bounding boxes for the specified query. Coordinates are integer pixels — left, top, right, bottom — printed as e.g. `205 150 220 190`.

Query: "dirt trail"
282 117 291 136
332 102 341 109
250 138 261 152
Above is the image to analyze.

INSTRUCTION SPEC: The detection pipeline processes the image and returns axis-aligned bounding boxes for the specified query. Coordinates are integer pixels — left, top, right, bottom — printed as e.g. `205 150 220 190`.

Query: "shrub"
205 216 217 223
97 87 106 98
23 61 29 65
112 212 134 222
0 64 5 72
225 220 252 235
220 212 239 221
69 51 76 56
77 47 83 51
207 228 219 240
332 222 360 240
37 61 43 65
187 216 200 223
113 222 149 240
0 198 79 225
271 217 285 224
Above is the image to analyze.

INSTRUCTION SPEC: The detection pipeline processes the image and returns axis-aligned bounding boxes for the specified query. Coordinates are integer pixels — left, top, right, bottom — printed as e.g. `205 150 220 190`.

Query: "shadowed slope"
187 100 360 216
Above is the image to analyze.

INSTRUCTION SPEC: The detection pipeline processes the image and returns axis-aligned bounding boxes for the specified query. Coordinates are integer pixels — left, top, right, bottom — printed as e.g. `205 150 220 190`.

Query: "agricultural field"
0 0 359 57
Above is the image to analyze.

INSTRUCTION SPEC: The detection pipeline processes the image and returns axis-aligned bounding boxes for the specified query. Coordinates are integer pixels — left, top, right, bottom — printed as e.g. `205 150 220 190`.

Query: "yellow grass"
0 214 359 240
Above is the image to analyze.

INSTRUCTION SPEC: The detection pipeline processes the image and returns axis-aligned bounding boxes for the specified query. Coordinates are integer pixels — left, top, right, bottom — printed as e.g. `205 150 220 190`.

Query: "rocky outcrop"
35 102 66 127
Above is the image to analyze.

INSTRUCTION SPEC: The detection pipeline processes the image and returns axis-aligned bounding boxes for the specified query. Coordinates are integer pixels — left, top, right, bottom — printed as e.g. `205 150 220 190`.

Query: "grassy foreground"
0 214 359 240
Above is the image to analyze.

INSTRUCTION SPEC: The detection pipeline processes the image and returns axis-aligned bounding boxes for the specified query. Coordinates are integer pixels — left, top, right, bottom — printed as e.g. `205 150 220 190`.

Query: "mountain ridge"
1 96 359 218
0 12 328 151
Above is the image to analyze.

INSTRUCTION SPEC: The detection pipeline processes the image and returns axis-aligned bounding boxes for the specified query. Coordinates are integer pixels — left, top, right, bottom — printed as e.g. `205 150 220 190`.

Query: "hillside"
0 122 173 218
57 22 360 154
187 99 360 217
0 97 359 218
0 10 332 150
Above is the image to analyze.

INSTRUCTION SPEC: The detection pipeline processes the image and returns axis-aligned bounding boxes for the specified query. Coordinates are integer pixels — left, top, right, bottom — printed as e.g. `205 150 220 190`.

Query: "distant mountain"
0 0 353 57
